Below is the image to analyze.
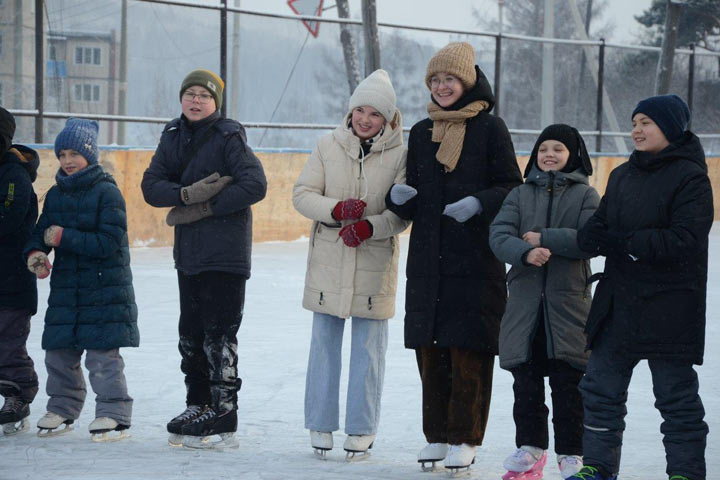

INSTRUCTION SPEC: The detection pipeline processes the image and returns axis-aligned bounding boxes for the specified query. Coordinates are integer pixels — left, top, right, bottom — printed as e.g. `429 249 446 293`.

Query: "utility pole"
230 0 241 118
361 0 380 74
540 0 555 127
118 0 128 144
34 0 44 142
337 0 362 94
575 0 592 121
655 0 685 94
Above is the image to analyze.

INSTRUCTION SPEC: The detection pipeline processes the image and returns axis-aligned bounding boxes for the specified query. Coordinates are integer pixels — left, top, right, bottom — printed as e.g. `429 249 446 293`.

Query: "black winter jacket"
141 112 267 277
0 145 39 313
578 132 713 365
387 68 523 353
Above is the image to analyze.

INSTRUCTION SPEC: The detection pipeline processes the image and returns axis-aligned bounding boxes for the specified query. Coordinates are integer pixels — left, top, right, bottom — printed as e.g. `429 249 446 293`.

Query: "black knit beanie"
525 123 592 177
0 107 16 156
631 94 689 143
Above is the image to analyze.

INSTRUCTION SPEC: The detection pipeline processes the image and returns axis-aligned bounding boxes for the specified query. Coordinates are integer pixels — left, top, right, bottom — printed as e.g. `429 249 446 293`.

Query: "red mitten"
332 199 367 221
27 250 52 279
339 220 373 248
43 225 64 247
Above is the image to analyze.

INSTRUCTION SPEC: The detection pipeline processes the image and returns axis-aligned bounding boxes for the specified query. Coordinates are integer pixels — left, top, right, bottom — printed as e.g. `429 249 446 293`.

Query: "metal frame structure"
12 0 720 150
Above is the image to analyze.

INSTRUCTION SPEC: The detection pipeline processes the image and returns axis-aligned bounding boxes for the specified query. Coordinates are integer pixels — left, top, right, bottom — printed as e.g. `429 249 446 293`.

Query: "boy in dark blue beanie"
24 118 139 441
0 107 40 435
573 94 711 480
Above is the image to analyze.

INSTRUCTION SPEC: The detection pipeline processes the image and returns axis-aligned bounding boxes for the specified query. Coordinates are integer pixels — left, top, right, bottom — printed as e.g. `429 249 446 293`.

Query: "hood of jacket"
430 65 495 113
524 165 590 188
55 163 115 192
629 131 706 172
333 109 404 161
1 144 40 182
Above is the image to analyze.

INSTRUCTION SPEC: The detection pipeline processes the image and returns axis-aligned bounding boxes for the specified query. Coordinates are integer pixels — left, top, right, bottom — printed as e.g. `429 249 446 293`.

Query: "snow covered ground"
3 231 720 480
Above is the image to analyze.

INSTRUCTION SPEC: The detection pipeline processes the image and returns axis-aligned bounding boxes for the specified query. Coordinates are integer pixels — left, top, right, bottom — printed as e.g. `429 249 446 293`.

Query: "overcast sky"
238 0 655 44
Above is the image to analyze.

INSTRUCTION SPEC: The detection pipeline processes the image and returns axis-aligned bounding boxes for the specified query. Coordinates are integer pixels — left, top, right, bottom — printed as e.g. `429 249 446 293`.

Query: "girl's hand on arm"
526 247 551 267
522 231 541 247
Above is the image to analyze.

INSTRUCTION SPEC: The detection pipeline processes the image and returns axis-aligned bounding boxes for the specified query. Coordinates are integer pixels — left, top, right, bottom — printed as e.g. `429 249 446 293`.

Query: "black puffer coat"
0 145 39 313
142 112 267 277
578 132 713 365
387 68 523 353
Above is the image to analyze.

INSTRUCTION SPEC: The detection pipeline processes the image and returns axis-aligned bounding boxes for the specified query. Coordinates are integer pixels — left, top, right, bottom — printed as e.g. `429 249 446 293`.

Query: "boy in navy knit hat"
24 118 139 441
0 107 40 436
573 94 711 480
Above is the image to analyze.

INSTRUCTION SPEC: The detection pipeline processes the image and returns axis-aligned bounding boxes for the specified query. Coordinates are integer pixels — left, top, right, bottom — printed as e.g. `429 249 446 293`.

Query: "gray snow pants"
45 348 133 425
0 307 38 402
580 319 708 479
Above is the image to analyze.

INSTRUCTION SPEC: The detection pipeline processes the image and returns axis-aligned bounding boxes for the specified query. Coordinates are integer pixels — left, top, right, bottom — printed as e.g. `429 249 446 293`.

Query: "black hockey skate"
0 397 30 435
180 408 238 450
166 405 208 447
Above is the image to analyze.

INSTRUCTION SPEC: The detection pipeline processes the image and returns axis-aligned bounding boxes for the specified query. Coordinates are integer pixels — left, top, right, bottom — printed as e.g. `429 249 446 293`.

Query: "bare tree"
336 0 362 94
656 0 685 94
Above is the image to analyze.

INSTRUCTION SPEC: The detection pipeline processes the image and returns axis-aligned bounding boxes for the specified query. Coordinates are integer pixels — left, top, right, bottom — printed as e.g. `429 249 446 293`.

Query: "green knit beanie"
179 69 224 110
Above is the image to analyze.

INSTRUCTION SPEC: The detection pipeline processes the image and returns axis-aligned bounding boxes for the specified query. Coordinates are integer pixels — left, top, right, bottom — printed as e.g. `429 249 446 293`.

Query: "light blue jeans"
304 312 388 435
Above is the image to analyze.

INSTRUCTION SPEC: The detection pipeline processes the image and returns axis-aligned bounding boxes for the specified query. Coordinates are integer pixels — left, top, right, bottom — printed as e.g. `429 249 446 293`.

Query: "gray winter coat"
489 166 600 371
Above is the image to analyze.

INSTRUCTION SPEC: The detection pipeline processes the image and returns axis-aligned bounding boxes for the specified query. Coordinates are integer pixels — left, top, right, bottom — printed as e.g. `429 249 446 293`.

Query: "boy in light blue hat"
25 118 139 441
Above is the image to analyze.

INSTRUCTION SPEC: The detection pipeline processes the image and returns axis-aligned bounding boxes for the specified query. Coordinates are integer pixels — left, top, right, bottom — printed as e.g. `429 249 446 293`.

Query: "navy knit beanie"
631 94 689 143
0 107 15 155
54 118 99 164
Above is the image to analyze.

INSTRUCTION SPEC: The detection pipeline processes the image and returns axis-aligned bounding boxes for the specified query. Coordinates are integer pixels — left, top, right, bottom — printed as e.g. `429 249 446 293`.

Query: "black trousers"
0 307 38 403
511 307 584 455
178 270 246 413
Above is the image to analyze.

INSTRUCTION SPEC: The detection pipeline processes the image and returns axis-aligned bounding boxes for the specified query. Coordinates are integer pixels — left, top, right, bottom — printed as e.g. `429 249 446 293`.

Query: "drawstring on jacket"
357 142 386 202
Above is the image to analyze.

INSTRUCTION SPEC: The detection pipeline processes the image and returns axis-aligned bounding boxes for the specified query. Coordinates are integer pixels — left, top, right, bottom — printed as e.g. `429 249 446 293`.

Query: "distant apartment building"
0 1 119 144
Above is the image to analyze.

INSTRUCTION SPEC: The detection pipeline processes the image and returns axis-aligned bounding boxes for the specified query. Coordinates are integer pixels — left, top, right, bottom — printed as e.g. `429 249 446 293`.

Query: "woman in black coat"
386 42 522 471
572 94 712 480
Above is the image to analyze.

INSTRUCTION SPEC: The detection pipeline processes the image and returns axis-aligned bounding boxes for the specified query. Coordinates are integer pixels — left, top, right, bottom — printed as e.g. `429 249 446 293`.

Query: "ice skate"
502 446 547 479
343 433 374 461
166 405 208 447
181 408 239 451
444 443 476 476
567 465 617 480
310 430 333 459
37 411 74 437
417 442 448 472
89 417 130 442
0 396 30 436
557 455 583 479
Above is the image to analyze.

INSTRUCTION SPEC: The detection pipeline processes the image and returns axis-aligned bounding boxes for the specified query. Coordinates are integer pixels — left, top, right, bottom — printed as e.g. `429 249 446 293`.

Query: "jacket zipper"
539 172 556 359
367 297 373 310
319 292 324 305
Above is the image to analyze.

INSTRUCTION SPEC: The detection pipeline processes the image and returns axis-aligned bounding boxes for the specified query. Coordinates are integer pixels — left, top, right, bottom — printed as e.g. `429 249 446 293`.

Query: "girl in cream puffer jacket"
293 69 409 456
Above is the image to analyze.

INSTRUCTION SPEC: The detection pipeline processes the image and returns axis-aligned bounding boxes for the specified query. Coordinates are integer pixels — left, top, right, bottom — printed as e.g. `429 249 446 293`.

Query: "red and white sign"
287 0 324 38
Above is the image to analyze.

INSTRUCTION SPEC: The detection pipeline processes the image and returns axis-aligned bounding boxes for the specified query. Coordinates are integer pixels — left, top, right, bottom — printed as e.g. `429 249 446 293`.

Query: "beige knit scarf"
427 100 489 172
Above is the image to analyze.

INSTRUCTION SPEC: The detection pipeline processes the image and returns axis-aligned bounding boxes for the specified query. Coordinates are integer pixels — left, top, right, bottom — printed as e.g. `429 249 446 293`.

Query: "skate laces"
173 405 206 422
189 407 217 424
570 466 602 479
669 477 691 480
1 397 24 413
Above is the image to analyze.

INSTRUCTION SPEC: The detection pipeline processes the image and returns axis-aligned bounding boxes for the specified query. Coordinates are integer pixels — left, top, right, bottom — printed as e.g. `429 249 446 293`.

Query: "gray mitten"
180 172 233 205
390 184 418 205
166 201 213 226
442 196 482 223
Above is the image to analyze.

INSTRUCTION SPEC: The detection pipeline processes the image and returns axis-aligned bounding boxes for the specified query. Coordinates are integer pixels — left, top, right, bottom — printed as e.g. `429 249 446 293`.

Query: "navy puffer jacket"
25 164 139 350
141 112 267 277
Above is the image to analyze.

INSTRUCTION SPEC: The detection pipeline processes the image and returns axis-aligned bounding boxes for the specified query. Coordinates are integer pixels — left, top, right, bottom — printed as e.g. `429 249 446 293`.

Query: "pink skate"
502 452 547 480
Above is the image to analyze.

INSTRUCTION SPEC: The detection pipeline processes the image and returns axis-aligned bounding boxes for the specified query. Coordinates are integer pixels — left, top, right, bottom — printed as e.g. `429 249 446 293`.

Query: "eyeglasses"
182 92 214 104
429 76 459 88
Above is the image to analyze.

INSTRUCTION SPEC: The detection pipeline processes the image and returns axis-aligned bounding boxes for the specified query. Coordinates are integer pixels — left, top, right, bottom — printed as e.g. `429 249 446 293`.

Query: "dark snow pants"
511 312 584 455
416 347 494 446
178 270 245 414
0 307 38 403
580 316 708 479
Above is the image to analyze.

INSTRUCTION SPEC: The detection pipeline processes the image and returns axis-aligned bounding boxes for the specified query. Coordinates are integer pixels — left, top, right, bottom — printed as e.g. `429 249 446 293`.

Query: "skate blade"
345 450 371 462
502 470 543 480
37 423 74 438
313 447 330 460
419 459 444 472
183 432 239 451
168 433 184 447
91 430 130 443
445 458 475 477
2 418 29 436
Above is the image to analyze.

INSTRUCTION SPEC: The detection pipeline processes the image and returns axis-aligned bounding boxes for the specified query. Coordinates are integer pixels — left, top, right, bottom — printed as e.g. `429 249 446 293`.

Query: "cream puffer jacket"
293 111 409 320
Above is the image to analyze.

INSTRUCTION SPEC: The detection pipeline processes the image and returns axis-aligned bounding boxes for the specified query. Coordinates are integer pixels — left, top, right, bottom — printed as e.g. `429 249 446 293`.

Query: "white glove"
442 196 482 223
390 184 418 205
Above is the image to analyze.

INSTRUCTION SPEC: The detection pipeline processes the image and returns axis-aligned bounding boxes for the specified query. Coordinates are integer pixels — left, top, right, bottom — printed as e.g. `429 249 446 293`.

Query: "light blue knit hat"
54 118 99 164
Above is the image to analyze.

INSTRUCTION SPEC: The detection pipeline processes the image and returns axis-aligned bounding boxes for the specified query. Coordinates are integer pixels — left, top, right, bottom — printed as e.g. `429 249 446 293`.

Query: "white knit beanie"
348 69 397 122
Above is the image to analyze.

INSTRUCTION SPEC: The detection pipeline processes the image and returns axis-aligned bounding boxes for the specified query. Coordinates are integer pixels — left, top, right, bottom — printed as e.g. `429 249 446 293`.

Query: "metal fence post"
688 43 695 130
220 2 228 117
494 34 502 117
595 38 605 152
35 0 44 143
